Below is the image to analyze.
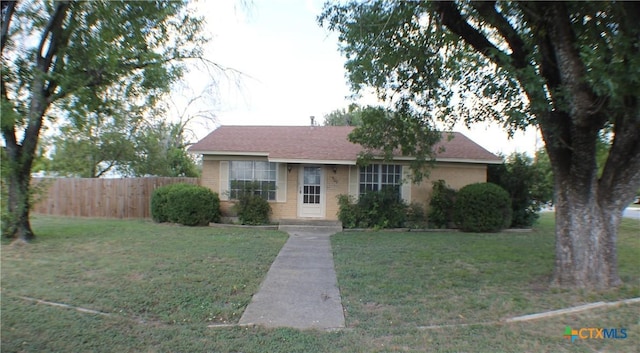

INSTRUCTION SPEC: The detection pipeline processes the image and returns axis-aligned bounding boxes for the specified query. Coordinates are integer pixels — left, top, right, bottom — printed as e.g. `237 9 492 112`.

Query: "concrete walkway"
238 225 345 330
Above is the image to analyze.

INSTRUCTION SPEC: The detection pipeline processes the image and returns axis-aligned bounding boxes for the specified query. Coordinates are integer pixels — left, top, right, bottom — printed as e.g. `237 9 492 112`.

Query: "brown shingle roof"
189 125 501 164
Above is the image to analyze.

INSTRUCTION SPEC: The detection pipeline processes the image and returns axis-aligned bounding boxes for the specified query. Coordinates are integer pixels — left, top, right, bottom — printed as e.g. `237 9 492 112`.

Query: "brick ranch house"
189 125 502 221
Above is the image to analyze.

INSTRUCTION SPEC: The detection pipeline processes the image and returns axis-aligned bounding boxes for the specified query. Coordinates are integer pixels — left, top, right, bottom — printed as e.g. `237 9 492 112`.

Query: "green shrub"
427 180 457 229
337 189 407 229
151 183 220 226
358 189 407 228
453 182 512 232
166 184 220 226
232 181 272 225
337 194 358 229
405 202 427 229
151 183 190 223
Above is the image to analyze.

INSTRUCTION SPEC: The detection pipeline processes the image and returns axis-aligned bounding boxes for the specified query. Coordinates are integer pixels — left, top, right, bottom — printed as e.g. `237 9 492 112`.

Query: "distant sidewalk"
542 206 640 221
238 226 345 330
623 207 640 220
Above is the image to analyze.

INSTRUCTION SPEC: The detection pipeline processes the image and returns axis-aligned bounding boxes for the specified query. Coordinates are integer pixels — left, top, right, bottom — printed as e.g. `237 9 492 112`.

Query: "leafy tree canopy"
320 1 639 182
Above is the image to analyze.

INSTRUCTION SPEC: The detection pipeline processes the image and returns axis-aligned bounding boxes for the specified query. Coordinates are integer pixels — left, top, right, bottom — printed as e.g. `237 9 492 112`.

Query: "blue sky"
187 0 541 157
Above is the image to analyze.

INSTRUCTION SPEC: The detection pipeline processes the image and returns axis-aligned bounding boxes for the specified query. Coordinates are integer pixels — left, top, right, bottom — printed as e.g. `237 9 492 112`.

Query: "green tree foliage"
129 121 200 178
488 153 554 228
1 1 206 240
454 183 512 233
532 149 555 204
48 88 208 178
321 1 640 289
49 112 138 178
51 119 201 178
348 106 441 181
427 180 457 229
323 103 363 126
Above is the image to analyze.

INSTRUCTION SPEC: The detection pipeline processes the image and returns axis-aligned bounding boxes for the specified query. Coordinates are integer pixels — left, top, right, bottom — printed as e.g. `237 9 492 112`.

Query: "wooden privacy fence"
32 177 200 219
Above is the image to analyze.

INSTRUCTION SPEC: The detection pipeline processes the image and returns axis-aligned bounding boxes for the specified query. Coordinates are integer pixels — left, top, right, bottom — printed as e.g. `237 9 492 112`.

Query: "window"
229 161 277 200
359 164 402 197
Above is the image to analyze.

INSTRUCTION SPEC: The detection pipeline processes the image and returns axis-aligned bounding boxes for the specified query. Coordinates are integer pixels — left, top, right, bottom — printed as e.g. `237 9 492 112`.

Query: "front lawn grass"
2 213 638 352
332 213 640 352
2 216 288 326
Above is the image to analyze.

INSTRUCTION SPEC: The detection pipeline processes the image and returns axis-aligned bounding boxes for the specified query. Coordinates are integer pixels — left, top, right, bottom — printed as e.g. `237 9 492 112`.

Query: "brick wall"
201 159 229 214
270 164 299 220
324 165 349 220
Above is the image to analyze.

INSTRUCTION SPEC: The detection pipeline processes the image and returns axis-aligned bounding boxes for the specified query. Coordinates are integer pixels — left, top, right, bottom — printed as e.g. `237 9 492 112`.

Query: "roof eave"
268 158 356 165
376 156 503 165
189 150 270 157
432 157 503 165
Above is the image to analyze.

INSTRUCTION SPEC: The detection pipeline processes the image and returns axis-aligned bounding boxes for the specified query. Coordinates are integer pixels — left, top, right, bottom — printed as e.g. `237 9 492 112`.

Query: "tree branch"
599 101 640 204
1 1 18 148
1 0 17 53
546 2 599 127
94 159 116 178
37 1 71 72
22 2 72 154
435 1 507 67
470 1 528 69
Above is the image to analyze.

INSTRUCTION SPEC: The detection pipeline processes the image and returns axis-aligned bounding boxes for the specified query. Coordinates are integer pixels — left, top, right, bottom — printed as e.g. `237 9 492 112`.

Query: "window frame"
359 164 402 197
229 161 277 201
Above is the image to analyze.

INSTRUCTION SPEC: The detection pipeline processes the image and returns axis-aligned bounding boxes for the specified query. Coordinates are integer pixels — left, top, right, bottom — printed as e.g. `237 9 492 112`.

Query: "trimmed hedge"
453 182 512 232
151 183 220 226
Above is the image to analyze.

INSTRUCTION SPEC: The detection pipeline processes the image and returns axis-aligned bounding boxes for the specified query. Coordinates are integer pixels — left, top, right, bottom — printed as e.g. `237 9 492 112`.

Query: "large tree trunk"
532 2 639 289
5 165 35 242
552 173 622 288
2 84 46 241
1 2 72 242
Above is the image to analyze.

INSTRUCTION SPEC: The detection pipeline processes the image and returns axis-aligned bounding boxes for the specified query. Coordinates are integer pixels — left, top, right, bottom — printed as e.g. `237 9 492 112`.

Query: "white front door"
298 166 325 218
